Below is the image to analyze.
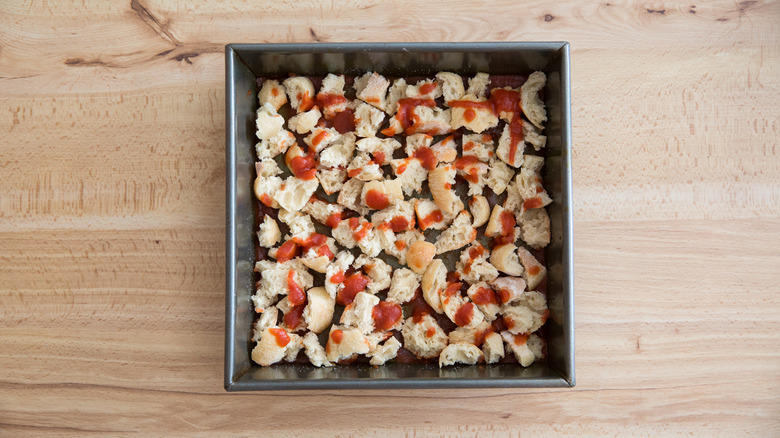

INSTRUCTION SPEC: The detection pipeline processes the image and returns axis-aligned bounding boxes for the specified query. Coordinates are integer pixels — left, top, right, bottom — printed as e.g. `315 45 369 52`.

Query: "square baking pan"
225 42 573 390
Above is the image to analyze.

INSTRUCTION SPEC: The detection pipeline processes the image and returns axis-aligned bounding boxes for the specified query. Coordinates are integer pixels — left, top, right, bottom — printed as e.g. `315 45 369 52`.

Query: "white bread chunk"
490 276 527 305
502 332 543 367
304 287 335 334
421 258 446 313
317 73 349 118
253 260 313 310
448 321 491 345
518 207 551 249
467 72 490 98
406 241 436 274
496 124 525 168
434 210 477 254
436 72 465 103
410 106 453 135
273 176 319 213
388 268 422 304
384 78 408 115
252 327 299 366
439 342 484 367
373 222 396 253
304 126 341 153
414 198 454 231
319 131 356 168
287 106 322 134
456 242 499 285
517 156 552 211
326 325 371 363
466 282 500 321
450 94 498 133
252 306 279 341
368 336 401 366
356 230 382 257
455 157 489 196
256 158 282 178
482 331 504 364
275 297 301 331
406 78 442 100
255 103 285 141
325 251 355 299
384 230 424 265
302 197 343 226
502 291 548 335
485 204 514 238
490 243 525 276
300 254 330 274
355 254 393 294
390 158 427 196
332 217 381 257
257 216 281 248
429 164 463 217
279 209 315 240
468 195 490 228
337 178 368 215
316 168 346 195
340 291 380 334
354 102 386 138
361 179 404 210
430 134 459 163
347 153 383 182
331 219 359 249
503 177 523 213
521 71 547 129
404 133 433 156
256 130 296 160
441 287 484 329
258 79 287 110
283 76 316 113
356 137 402 165
302 331 332 367
371 200 415 230
485 158 514 195
354 72 389 110
461 133 495 162
517 246 547 290
524 120 547 151
401 314 448 359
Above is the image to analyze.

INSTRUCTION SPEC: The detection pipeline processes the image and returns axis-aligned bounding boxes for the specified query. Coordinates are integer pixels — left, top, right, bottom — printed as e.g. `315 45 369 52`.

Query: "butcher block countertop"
1 1 778 436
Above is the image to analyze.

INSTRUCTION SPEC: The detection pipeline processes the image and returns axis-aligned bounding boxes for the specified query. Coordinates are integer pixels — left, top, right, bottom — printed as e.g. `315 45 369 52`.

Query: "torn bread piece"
384 230 424 265
390 158 427 196
361 179 404 211
517 207 551 250
254 174 283 209
466 282 500 322
439 342 484 367
401 314 448 359
316 168 346 195
256 130 297 160
354 254 392 294
287 106 322 134
384 78 408 115
257 216 282 248
456 242 499 286
258 79 287 110
517 246 547 291
450 95 498 134
302 197 343 227
283 76 316 113
523 120 547 151
273 176 319 213
317 73 349 118
516 156 552 212
521 71 547 129
502 332 543 367
421 258 447 313
356 137 401 165
388 268 422 304
404 133 433 157
367 336 401 366
406 78 442 100
354 102 386 138
340 291 380 334
496 123 525 168
252 306 279 342
448 321 491 345
302 331 332 367
319 132 356 168
406 240 436 274
414 198 454 231
429 164 463 217
304 126 341 153
467 72 490 98
336 178 369 215
468 195 490 228
255 102 285 141
410 105 453 136
482 331 504 364
461 133 495 162
430 134 459 163
490 276 527 305
354 72 390 110
440 284 485 329
490 243 525 276
454 155 489 196
347 152 384 182
485 158 514 195
304 287 335 334
252 327 301 366
326 325 371 363
325 251 355 299
371 200 415 232
434 210 477 254
436 72 465 103
502 291 548 335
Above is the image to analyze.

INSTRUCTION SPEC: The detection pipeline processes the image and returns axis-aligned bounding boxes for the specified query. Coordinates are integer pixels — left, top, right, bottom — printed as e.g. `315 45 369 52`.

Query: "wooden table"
2 1 778 436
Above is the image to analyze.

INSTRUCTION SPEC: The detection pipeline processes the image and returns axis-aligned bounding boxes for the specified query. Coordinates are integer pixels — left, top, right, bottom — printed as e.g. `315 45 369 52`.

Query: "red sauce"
448 99 494 111
443 282 462 298
389 216 410 232
471 287 498 305
259 193 273 207
523 197 543 210
336 273 369 305
276 240 299 263
419 210 444 230
330 269 345 284
326 213 342 228
419 82 437 95
491 88 521 116
371 301 403 331
497 288 512 304
297 91 315 112
542 309 550 324
463 140 475 151
499 210 516 235
528 265 541 276
286 269 306 306
508 116 524 164
468 245 485 259
455 155 482 184
446 271 461 283
310 130 329 148
381 98 436 136
372 151 386 165
316 245 334 259
365 189 390 210
331 109 356 133
316 93 347 112
396 161 409 175
394 240 407 250
271 88 279 97
425 326 436 338
413 146 437 170
514 333 529 346
269 327 291 347
453 302 475 327
347 167 362 178
464 108 476 122
331 329 343 344
348 217 360 229
493 234 516 245
284 303 305 329
410 289 434 323
289 155 317 180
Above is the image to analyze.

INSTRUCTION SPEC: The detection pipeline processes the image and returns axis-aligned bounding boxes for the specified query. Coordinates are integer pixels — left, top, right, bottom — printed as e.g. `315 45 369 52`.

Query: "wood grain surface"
1 0 779 436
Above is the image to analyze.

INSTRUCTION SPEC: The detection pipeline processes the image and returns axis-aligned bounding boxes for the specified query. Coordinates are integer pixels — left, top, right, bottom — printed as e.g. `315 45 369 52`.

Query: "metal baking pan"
225 42 573 390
